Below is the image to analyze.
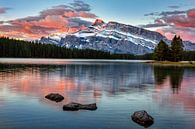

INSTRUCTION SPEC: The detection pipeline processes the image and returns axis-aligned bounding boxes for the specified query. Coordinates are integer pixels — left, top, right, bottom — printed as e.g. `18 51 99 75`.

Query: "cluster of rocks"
45 93 154 128
45 93 97 111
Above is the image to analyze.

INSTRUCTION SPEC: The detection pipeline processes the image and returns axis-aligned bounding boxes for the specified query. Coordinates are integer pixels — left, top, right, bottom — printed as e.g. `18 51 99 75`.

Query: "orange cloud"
0 1 97 40
64 11 96 18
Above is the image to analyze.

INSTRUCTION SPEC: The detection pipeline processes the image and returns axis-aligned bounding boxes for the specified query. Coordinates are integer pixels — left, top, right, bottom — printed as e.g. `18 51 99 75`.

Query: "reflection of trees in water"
154 66 170 85
0 63 154 94
154 66 184 94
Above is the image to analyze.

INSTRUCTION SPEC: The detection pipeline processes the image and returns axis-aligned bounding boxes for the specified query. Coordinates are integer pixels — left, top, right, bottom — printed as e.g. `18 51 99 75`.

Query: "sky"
0 0 195 42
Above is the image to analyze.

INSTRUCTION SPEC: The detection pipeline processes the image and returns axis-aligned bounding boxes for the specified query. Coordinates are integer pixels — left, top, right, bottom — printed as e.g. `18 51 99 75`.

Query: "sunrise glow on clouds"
0 0 195 42
143 8 195 42
0 1 97 39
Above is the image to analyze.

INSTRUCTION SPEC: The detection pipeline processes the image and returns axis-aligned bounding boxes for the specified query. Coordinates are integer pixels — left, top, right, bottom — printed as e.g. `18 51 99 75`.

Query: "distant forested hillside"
0 37 137 59
1 37 195 60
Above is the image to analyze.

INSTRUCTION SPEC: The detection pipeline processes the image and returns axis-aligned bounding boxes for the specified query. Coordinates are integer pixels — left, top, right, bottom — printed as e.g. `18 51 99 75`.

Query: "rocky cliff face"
40 19 195 55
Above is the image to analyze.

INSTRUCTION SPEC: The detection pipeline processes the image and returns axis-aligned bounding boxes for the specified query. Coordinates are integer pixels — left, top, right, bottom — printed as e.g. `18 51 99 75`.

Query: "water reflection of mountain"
57 63 154 91
1 63 195 114
0 63 154 95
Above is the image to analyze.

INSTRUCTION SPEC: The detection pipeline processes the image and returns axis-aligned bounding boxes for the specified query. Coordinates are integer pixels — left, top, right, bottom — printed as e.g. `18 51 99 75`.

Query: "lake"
0 59 195 129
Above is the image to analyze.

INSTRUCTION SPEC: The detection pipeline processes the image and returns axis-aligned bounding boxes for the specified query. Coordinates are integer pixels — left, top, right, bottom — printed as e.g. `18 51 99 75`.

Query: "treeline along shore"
0 37 150 59
0 37 195 61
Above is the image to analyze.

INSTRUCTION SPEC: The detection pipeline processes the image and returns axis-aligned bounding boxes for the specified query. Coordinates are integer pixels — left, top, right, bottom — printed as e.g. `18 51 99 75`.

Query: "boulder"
63 102 97 111
131 110 154 128
45 93 64 102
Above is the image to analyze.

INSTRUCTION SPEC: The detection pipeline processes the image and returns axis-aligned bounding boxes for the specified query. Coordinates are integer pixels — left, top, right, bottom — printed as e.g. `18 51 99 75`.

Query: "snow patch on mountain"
40 19 195 55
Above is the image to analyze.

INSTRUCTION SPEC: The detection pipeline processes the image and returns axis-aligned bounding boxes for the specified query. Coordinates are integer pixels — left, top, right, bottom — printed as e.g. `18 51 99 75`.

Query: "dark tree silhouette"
154 40 170 61
154 36 185 62
170 36 184 62
0 37 136 59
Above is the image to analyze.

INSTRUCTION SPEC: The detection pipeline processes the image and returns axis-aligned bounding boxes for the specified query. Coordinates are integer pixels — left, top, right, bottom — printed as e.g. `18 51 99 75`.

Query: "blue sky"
1 0 194 25
0 0 195 41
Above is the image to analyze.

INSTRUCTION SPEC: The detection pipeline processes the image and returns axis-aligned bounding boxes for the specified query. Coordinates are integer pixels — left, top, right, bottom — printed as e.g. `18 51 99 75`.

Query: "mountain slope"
40 19 195 55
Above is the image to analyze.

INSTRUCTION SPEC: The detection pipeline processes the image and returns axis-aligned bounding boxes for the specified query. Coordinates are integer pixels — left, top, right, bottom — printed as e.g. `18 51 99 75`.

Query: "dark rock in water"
131 110 154 128
63 102 97 111
45 93 64 102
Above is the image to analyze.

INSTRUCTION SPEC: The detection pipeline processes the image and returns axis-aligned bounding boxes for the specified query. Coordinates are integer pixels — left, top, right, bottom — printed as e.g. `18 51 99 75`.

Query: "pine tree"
154 40 170 61
170 36 184 62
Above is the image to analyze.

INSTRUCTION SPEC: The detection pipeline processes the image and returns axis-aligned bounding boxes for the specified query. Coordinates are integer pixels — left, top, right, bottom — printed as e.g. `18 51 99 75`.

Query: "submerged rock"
63 102 97 111
45 93 64 102
131 110 154 128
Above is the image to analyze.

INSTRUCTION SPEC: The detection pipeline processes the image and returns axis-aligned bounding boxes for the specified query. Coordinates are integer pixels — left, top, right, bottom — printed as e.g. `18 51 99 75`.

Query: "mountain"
40 19 195 55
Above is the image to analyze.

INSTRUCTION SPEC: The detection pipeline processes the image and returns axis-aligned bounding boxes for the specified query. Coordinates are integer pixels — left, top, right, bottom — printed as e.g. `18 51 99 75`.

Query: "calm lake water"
0 59 195 129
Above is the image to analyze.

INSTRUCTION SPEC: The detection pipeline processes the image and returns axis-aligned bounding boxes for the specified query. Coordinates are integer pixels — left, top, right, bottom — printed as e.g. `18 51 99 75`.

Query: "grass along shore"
146 61 195 67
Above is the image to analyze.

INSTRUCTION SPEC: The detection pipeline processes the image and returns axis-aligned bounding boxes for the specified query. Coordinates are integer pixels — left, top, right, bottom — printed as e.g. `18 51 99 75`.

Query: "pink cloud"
0 1 97 40
157 28 195 42
188 9 195 17
0 7 10 14
144 8 195 42
161 9 195 42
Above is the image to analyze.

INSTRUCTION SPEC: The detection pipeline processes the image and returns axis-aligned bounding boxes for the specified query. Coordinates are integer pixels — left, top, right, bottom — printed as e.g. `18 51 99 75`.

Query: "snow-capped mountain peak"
92 19 105 26
40 19 195 55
